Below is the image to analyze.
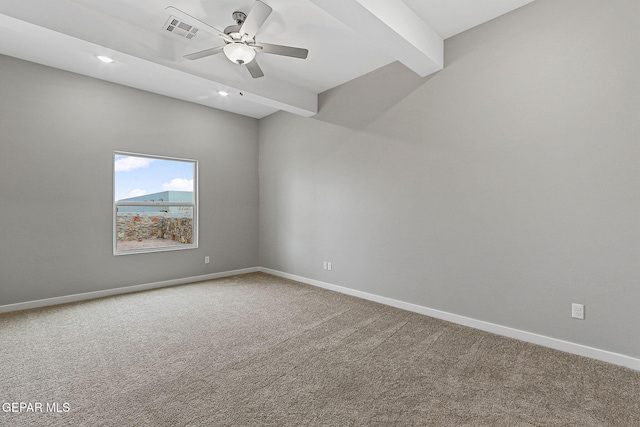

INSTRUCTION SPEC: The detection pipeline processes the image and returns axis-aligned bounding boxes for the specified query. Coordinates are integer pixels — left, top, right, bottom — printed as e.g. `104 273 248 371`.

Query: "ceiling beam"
309 0 443 77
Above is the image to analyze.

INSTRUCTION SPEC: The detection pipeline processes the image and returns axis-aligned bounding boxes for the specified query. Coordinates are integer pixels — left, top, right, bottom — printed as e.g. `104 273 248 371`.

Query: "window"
113 152 198 255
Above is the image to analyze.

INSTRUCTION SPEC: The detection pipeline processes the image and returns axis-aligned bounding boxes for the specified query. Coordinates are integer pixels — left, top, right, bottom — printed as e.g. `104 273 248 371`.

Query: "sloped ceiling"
0 0 534 118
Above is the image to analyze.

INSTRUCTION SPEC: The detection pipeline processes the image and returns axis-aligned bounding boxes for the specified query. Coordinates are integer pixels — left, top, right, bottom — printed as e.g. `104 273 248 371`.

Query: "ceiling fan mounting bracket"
232 11 247 26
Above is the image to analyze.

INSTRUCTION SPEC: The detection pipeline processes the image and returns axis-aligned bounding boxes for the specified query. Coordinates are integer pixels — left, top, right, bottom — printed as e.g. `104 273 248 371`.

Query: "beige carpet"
1 272 638 426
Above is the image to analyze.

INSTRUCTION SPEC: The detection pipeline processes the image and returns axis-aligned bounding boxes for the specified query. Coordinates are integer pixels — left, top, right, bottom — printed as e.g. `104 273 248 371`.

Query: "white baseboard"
0 267 259 314
3 266 638 371
259 267 640 372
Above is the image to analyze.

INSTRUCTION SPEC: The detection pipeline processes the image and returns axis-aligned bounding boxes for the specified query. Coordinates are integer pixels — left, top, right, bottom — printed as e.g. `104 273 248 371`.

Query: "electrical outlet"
327 262 332 271
205 256 210 264
571 303 584 320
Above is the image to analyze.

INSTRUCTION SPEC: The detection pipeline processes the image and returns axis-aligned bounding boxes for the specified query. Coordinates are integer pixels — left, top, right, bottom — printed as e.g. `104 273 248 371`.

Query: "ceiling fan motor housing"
224 24 242 37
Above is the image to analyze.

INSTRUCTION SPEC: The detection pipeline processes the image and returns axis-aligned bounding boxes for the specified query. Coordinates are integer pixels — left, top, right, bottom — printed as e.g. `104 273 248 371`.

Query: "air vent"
164 16 199 39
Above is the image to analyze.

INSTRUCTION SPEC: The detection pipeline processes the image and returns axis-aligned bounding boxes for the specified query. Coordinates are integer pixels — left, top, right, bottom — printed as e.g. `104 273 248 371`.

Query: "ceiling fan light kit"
170 0 309 79
224 43 256 64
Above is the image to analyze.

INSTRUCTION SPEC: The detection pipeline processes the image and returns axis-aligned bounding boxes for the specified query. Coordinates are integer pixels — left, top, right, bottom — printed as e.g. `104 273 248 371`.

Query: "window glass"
114 152 197 255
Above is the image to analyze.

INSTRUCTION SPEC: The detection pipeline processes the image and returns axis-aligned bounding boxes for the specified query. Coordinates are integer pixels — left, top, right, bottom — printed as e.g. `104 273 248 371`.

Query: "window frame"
113 151 199 256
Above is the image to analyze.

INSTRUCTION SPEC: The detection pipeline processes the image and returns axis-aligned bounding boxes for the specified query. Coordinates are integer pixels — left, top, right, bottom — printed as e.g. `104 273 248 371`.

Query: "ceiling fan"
166 1 309 79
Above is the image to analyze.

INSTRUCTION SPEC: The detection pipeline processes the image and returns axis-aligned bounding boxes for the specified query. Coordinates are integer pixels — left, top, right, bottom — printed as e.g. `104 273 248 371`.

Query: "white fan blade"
165 6 224 36
239 1 272 39
255 43 308 59
219 33 234 43
246 59 264 78
184 46 224 60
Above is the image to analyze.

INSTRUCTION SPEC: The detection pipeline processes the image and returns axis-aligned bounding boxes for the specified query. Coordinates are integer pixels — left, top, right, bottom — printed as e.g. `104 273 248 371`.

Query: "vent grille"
164 16 199 39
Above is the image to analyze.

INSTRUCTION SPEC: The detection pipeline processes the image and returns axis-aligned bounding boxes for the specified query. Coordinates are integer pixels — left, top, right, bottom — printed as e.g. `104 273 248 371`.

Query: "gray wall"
259 0 640 358
0 54 259 305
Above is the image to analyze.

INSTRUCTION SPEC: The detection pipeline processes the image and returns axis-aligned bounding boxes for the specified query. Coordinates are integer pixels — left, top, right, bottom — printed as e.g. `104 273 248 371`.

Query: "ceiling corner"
308 0 443 77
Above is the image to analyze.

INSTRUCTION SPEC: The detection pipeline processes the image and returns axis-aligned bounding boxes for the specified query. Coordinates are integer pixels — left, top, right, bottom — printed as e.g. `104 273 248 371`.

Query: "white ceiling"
0 0 534 119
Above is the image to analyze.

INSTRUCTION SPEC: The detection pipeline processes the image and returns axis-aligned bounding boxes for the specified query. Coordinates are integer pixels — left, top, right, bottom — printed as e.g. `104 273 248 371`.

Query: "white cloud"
128 189 147 198
162 178 193 192
114 156 154 172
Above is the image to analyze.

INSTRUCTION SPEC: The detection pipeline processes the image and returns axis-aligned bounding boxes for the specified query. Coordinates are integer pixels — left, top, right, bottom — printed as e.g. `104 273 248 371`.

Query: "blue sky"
114 155 194 201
